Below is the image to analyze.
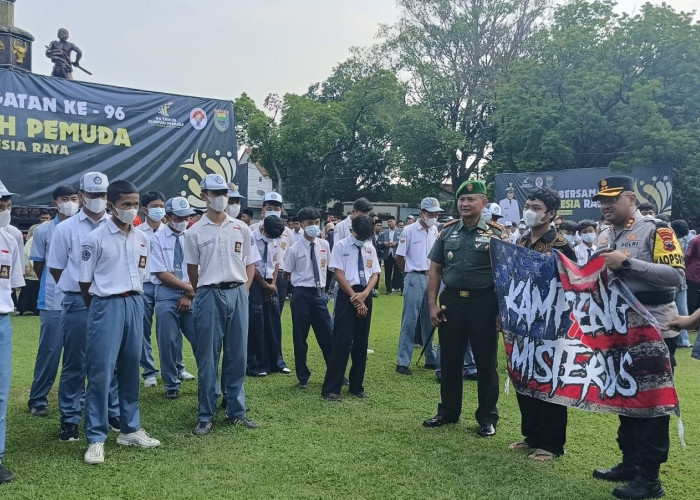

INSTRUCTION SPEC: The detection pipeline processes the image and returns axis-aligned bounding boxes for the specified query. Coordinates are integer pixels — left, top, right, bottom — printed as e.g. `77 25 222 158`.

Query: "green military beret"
455 180 486 198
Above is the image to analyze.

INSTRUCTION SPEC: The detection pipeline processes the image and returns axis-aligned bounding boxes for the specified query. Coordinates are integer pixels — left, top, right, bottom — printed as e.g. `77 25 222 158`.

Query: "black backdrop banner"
494 164 672 223
0 68 243 208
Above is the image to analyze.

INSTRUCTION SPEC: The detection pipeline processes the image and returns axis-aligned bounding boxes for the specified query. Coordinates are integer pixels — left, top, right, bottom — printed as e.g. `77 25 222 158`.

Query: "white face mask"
57 201 79 217
0 209 10 227
225 204 241 218
424 216 437 227
207 195 228 213
563 234 576 245
265 210 282 219
170 221 188 232
581 233 596 244
113 207 138 225
83 197 107 214
523 209 545 228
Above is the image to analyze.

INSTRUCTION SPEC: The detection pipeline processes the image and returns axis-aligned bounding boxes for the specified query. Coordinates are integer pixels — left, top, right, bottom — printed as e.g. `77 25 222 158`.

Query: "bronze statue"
45 28 83 80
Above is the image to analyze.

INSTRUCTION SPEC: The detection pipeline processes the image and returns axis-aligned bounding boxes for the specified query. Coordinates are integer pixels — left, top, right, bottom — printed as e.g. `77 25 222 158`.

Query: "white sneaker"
116 428 161 448
84 442 105 465
178 370 195 381
144 376 157 388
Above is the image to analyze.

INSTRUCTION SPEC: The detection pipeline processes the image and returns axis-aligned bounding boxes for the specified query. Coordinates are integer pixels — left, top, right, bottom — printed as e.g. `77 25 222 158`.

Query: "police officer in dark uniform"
592 176 684 499
422 180 501 437
510 187 576 461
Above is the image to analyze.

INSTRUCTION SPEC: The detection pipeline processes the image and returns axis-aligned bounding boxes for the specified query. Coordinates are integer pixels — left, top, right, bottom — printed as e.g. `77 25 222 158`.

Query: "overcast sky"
14 0 698 107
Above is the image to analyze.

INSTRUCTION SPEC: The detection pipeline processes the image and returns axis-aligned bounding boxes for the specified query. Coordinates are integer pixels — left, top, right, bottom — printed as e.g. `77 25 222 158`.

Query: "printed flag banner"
491 238 678 417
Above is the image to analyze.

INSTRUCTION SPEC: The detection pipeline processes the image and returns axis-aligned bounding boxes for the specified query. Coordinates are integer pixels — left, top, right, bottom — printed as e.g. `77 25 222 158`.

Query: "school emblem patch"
81 247 91 261
366 259 373 268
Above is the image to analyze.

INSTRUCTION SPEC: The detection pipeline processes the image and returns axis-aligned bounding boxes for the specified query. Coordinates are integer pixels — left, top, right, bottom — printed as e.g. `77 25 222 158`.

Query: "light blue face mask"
351 237 365 247
148 207 166 221
304 225 321 238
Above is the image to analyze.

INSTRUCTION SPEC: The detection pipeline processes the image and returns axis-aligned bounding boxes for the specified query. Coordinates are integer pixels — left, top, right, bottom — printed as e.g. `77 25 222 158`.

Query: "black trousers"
686 279 700 313
384 254 403 292
616 338 677 474
290 287 333 384
516 393 568 456
436 289 499 426
322 286 372 396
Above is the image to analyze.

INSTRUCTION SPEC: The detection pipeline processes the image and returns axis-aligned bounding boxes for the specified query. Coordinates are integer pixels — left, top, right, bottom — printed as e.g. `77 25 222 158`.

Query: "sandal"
528 449 557 461
509 441 532 450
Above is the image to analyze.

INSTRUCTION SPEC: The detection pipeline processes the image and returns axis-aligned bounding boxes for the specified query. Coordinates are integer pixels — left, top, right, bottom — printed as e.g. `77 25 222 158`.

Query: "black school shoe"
322 393 342 402
30 405 48 417
59 422 79 442
478 423 496 437
0 464 15 484
422 415 458 428
593 463 638 482
612 474 665 499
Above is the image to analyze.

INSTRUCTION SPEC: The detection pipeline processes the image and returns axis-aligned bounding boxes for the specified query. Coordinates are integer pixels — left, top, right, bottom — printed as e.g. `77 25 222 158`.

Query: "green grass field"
1 291 699 499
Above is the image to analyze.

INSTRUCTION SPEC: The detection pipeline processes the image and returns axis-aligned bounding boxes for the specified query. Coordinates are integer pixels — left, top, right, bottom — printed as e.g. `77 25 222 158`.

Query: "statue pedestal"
0 1 33 71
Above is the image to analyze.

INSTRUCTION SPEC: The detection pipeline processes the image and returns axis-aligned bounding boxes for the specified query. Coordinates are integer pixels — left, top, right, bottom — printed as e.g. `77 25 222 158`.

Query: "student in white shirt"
47 172 120 443
136 191 166 388
574 219 598 265
248 215 287 376
0 180 26 484
27 184 80 417
322 215 381 401
150 197 198 400
185 174 260 436
395 198 442 375
283 207 333 389
80 180 161 465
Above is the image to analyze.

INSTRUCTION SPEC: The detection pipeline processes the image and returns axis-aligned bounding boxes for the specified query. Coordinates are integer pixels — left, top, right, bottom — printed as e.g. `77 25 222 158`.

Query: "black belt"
107 291 140 299
444 287 495 298
634 290 675 306
203 281 244 290
409 270 429 275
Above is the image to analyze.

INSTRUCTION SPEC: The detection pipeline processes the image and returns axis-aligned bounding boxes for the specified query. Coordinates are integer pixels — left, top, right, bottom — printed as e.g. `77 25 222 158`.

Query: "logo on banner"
214 109 230 132
178 149 238 208
148 101 185 128
190 108 208 130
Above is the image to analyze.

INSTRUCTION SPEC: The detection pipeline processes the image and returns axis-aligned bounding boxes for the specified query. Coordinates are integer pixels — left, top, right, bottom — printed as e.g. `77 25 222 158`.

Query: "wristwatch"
621 258 632 271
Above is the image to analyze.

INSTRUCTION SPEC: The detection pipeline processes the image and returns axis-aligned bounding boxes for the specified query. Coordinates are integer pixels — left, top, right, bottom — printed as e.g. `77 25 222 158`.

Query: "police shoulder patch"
653 227 684 268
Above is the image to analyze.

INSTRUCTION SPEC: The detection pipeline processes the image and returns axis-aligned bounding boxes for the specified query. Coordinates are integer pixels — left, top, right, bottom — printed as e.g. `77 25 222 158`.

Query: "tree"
490 0 700 221
384 0 551 190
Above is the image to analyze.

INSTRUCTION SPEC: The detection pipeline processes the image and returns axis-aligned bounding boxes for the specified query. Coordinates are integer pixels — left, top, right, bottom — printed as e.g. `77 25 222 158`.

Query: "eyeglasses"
599 196 621 206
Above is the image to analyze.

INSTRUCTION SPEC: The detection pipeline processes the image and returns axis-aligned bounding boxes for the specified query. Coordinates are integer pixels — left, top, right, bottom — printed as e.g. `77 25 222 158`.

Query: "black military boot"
612 472 665 499
593 462 638 482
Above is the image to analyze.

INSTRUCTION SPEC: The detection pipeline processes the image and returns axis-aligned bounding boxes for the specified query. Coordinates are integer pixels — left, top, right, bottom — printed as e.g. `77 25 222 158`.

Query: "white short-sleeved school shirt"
79 219 150 297
47 209 109 293
150 225 190 285
332 216 352 247
252 230 282 280
137 221 164 283
184 214 256 286
395 221 438 272
329 237 381 287
0 230 26 313
574 242 596 266
29 217 64 310
283 236 330 288
2 224 24 258
250 222 295 268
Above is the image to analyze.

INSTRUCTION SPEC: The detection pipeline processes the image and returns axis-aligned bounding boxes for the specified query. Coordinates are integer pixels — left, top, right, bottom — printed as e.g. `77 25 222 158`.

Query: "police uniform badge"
654 227 684 268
